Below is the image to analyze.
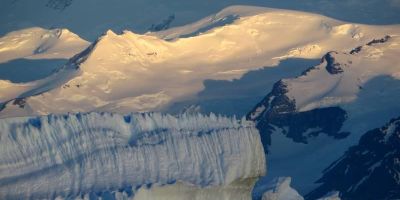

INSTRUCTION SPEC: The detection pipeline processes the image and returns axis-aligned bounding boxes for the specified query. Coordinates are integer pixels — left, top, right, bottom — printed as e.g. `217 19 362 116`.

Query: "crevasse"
0 112 266 200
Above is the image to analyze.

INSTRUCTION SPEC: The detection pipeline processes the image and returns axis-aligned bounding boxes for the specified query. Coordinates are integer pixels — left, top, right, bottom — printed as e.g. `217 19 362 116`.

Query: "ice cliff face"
0 112 266 200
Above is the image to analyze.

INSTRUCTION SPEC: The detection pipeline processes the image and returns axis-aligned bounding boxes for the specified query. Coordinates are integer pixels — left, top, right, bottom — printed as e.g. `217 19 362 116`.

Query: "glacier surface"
0 112 266 199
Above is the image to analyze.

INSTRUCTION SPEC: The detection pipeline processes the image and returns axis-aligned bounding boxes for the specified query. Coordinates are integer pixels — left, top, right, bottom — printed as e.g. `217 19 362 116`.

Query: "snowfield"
1 6 400 118
0 4 399 200
0 27 89 63
247 34 400 195
0 112 265 200
284 36 400 112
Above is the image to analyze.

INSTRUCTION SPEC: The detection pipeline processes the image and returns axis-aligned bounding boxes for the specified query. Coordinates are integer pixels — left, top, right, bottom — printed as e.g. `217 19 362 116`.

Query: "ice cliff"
0 112 265 199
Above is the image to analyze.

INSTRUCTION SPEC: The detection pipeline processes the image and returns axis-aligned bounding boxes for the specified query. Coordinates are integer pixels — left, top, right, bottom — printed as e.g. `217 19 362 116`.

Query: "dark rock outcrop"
323 51 345 74
350 35 391 54
307 117 400 200
366 35 391 46
247 80 348 152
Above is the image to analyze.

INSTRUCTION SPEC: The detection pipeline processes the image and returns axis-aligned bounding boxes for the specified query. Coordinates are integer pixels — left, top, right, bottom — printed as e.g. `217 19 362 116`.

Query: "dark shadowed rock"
307 117 400 200
12 98 26 108
350 35 391 54
247 80 348 152
323 51 345 74
366 35 391 46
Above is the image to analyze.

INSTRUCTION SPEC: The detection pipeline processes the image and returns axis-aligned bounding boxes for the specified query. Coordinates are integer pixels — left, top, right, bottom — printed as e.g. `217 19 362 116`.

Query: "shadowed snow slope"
307 117 400 200
0 112 265 200
1 6 400 118
248 35 400 146
0 27 88 85
248 35 400 195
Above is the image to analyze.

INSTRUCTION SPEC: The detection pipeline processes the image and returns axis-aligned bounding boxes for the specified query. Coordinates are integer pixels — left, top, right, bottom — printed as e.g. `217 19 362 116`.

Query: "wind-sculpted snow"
0 112 266 199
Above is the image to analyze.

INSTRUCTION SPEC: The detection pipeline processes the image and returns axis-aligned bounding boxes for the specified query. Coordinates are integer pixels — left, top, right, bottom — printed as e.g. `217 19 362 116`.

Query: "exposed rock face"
366 35 391 46
350 35 391 54
247 80 348 151
307 117 400 200
247 35 397 150
323 52 345 74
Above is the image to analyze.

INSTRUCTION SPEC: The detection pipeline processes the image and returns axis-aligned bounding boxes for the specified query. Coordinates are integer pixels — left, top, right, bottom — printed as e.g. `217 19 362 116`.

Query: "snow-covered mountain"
248 34 400 195
2 0 399 41
0 27 88 113
248 35 400 146
1 6 400 119
0 4 399 200
0 112 266 200
306 116 400 200
0 27 88 63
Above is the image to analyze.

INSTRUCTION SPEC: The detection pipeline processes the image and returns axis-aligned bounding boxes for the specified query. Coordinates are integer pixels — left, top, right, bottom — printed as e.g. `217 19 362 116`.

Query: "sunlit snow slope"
1 6 399 118
0 27 88 102
0 112 265 200
248 34 400 195
0 27 89 63
1 0 399 41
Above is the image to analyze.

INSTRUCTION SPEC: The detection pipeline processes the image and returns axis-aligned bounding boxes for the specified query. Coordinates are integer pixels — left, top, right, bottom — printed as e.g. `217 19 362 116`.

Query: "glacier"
0 112 266 199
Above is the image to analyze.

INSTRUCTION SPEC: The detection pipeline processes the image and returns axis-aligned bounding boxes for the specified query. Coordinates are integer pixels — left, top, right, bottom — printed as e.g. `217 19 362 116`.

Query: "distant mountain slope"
248 35 400 147
248 35 400 195
0 27 88 63
307 116 400 200
1 6 399 118
0 27 88 107
1 0 399 40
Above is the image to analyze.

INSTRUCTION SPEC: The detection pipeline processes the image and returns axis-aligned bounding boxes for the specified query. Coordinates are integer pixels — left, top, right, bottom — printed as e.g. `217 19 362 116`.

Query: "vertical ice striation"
0 112 265 200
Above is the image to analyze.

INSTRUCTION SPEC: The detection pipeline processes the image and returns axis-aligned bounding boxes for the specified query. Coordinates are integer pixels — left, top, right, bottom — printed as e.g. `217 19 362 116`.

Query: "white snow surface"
0 27 89 63
1 6 400 118
1 0 399 41
0 112 266 199
284 35 400 112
